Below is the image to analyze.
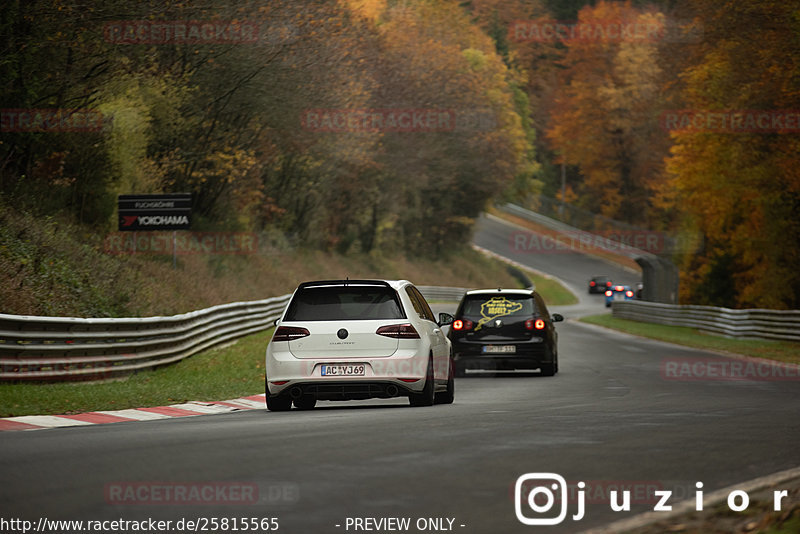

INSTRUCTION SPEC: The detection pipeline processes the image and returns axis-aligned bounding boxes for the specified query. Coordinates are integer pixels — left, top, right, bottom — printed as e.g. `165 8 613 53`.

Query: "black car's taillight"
452 319 474 331
272 326 310 342
376 324 420 339
524 318 546 330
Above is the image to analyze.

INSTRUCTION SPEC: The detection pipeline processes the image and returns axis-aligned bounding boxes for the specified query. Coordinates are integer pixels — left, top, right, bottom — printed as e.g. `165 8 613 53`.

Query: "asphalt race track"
1 215 798 533
473 213 640 302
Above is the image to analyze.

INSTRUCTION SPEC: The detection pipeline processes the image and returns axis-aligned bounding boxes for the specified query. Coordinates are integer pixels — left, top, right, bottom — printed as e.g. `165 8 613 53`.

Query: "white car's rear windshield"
285 287 407 321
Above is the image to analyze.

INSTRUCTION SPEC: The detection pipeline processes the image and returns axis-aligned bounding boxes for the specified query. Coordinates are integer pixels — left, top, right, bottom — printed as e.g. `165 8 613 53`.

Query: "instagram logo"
514 472 791 525
515 473 579 525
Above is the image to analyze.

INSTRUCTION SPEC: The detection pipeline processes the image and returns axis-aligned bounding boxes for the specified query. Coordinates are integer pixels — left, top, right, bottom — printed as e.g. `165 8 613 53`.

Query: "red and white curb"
0 394 267 432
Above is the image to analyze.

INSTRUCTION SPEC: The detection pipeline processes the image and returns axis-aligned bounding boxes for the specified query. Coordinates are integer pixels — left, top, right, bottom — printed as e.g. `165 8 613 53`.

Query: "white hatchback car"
265 279 455 411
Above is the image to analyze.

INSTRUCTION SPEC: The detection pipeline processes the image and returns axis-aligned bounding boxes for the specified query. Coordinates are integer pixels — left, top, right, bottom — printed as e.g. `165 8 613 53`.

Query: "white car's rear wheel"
265 380 292 411
434 356 455 405
409 357 435 407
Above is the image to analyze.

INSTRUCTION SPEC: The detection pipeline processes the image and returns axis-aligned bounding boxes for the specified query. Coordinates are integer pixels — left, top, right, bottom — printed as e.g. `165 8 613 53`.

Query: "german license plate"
482 345 516 354
321 364 365 376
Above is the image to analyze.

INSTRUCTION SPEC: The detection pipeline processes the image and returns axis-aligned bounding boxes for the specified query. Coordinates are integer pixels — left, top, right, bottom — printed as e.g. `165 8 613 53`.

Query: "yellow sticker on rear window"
475 297 523 331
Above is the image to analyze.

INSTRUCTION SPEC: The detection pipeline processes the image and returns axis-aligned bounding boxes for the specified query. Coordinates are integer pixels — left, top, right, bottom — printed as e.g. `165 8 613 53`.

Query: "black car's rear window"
459 294 536 319
284 286 406 321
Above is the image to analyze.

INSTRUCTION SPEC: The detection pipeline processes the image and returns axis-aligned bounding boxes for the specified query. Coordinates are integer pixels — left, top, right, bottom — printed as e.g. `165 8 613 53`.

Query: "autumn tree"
0 0 542 258
544 1 670 225
662 0 800 308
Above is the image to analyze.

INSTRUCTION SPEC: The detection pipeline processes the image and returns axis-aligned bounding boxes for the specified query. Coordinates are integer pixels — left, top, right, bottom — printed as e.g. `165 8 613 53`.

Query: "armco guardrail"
0 285 468 382
417 286 469 302
0 295 292 381
612 300 800 342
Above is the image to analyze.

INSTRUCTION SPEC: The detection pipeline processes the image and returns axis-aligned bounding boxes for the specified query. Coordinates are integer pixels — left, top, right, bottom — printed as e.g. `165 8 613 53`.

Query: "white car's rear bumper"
265 346 431 398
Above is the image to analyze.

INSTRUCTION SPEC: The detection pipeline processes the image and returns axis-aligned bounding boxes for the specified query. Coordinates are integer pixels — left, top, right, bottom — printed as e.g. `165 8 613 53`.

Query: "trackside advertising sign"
118 194 192 231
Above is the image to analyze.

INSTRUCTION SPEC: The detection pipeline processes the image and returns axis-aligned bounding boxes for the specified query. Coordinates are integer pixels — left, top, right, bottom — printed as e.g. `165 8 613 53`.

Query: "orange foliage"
664 0 800 308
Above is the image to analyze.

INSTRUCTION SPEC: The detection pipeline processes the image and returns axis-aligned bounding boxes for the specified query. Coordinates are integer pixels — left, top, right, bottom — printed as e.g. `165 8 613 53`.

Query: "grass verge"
528 271 578 306
626 478 800 534
0 329 272 417
580 314 800 364
1 201 528 317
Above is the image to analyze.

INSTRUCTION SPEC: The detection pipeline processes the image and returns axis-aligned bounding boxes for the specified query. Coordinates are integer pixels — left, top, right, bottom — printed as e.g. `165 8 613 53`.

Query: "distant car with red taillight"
265 279 455 411
605 285 634 307
447 288 563 377
588 275 613 294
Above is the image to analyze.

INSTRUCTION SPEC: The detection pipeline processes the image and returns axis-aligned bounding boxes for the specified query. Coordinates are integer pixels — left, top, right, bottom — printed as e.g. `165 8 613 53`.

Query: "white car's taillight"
375 324 420 339
272 326 310 342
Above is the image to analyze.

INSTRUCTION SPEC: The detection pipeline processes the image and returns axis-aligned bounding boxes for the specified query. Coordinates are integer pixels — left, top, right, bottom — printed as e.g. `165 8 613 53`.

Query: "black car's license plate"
482 345 516 354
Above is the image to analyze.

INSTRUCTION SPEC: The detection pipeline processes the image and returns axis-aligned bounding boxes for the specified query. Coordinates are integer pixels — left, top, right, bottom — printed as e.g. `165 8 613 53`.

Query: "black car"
447 288 563 377
588 275 613 294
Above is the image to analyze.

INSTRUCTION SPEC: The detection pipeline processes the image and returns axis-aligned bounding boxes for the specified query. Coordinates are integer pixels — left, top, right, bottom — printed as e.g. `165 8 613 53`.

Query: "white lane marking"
1 394 268 431
95 409 171 421
214 400 256 410
5 415 93 428
170 403 238 414
221 398 266 409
